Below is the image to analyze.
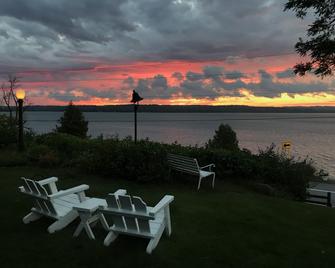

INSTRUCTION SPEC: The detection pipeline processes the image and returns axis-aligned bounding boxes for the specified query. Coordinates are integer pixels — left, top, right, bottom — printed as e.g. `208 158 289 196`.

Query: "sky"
0 0 334 106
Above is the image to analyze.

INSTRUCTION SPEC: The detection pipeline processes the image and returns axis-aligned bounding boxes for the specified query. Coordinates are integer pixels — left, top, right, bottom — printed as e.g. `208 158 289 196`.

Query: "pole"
134 103 138 143
18 99 24 151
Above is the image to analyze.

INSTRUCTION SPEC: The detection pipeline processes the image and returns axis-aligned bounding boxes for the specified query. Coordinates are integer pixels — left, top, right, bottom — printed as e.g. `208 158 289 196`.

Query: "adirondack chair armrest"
49 184 89 200
38 177 58 186
37 177 59 193
113 189 127 196
200 163 215 171
18 186 24 192
150 195 174 215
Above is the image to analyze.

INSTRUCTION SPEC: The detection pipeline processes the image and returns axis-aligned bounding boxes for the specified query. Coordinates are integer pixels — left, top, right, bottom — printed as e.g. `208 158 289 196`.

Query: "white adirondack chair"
99 189 174 254
19 177 90 233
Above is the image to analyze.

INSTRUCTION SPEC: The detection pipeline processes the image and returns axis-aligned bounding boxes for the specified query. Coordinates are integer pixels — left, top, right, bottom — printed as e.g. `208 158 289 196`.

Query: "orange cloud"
16 54 335 106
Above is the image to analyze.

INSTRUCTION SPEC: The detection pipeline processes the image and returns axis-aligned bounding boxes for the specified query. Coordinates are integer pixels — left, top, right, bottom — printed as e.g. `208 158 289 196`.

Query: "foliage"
284 0 335 77
206 124 239 151
78 137 169 182
253 144 313 199
0 75 21 121
3 131 323 199
0 149 27 167
55 101 88 138
26 144 60 167
0 114 17 147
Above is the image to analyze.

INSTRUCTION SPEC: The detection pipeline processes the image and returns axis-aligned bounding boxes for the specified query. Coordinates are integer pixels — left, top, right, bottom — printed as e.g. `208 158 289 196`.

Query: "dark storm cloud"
1 0 331 100
0 0 311 71
133 76 178 99
128 66 334 100
276 68 295 79
171 72 183 81
47 88 124 102
223 70 332 98
225 71 247 80
0 0 135 42
186 72 204 81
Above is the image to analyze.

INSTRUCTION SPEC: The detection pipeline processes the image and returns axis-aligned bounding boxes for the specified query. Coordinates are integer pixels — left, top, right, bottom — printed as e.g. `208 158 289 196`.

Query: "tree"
284 0 335 77
206 124 239 151
55 101 88 138
1 75 20 122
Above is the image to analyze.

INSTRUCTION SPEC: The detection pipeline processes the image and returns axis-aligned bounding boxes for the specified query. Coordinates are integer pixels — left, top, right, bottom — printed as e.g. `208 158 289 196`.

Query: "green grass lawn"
1 166 335 268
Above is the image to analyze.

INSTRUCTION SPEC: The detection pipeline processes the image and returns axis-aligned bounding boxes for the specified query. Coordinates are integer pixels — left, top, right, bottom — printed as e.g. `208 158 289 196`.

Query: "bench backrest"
20 178 57 217
104 193 155 236
167 153 200 175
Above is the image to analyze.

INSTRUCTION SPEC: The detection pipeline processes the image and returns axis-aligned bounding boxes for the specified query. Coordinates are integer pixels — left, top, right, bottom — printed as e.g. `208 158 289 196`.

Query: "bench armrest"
38 177 58 186
200 164 215 171
49 184 89 200
150 195 174 215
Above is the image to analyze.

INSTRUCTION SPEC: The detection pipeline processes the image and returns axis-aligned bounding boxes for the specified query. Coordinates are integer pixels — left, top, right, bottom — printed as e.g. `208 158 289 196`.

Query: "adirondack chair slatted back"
105 194 152 234
35 181 57 215
119 195 138 231
21 178 32 193
25 179 40 195
132 197 150 233
167 153 200 175
21 178 57 216
106 194 126 229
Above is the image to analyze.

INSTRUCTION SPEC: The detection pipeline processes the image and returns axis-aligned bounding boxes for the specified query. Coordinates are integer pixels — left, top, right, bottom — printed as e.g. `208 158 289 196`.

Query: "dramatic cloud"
0 0 334 105
0 0 310 72
128 66 334 100
276 68 295 79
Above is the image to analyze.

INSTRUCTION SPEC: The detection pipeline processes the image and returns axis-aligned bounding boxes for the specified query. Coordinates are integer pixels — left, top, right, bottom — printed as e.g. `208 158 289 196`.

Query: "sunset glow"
0 0 334 106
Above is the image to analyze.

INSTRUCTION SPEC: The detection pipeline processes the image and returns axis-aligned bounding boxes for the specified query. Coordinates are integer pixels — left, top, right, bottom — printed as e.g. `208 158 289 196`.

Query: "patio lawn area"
1 166 335 268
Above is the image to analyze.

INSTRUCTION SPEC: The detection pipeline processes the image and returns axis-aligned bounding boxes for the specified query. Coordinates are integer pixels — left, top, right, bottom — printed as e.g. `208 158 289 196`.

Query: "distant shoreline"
2 105 335 113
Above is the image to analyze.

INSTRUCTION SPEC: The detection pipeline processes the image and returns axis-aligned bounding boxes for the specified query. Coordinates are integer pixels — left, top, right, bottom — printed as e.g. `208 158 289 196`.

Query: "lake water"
6 111 335 179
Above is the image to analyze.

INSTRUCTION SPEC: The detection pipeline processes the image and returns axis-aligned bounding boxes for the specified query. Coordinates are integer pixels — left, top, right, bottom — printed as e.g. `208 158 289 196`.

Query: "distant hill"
2 105 335 113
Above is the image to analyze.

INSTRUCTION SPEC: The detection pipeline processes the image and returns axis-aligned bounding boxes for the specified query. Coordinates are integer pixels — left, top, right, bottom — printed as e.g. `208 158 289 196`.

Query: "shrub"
78 138 169 182
55 101 88 138
26 144 60 167
206 124 239 151
34 132 89 164
20 133 321 199
0 149 27 167
252 145 316 199
0 114 17 147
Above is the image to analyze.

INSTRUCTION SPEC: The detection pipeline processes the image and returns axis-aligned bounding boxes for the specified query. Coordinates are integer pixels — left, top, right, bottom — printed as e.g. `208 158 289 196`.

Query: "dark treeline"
2 104 335 113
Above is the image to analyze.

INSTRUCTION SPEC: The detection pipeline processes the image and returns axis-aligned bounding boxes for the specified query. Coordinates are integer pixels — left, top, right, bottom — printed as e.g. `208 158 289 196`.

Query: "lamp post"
15 89 25 151
130 90 143 143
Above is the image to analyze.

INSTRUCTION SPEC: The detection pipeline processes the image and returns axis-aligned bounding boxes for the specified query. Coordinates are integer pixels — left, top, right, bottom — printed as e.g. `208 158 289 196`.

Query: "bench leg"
212 173 216 189
197 176 203 190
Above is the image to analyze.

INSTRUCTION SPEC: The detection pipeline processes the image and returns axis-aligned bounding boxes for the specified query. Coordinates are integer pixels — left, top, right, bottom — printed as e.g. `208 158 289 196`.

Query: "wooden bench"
167 153 215 190
306 188 334 207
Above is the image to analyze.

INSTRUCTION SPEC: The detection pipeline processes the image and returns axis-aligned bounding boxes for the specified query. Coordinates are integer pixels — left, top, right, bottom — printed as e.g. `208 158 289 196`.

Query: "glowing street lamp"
15 89 25 151
130 90 143 143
